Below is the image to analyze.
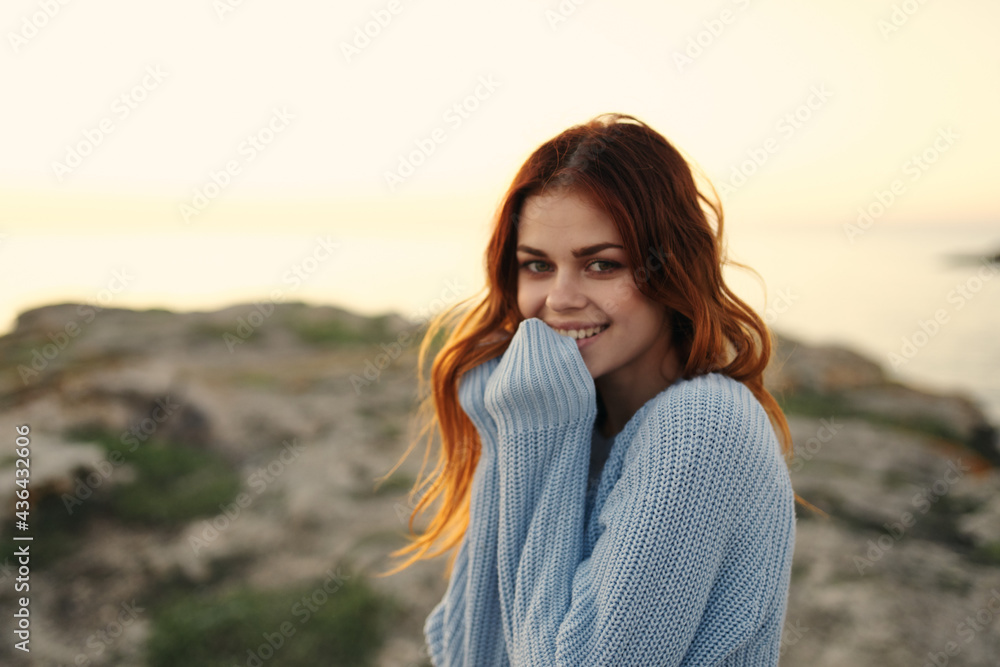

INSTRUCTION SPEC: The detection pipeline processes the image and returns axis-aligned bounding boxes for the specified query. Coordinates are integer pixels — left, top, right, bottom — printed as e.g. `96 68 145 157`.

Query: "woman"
379 113 803 665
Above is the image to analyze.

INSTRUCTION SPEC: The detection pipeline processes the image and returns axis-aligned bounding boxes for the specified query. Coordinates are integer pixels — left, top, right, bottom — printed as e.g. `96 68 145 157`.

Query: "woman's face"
515 189 675 385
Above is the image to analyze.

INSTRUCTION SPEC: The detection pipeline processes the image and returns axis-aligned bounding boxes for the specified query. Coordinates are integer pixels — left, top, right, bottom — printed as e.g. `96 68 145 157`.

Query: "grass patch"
377 420 403 442
934 569 973 594
188 322 238 342
65 426 242 525
289 314 392 346
880 469 912 489
233 370 279 388
774 390 850 419
777 389 969 446
371 473 415 496
108 443 241 524
146 567 398 667
969 541 1000 566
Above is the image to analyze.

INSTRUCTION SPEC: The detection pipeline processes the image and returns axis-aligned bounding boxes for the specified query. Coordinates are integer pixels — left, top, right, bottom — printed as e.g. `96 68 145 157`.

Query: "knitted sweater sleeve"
482 318 792 666
424 355 510 666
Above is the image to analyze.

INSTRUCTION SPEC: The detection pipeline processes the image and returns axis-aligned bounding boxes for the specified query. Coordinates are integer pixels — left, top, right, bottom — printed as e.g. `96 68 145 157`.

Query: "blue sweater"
424 318 796 666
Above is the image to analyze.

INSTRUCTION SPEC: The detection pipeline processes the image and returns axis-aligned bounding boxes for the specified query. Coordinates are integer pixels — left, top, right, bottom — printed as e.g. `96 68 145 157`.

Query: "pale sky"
1 0 998 334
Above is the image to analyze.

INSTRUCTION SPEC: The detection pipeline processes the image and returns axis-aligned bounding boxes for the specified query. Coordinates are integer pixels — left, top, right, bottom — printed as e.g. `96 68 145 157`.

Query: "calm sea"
724 221 1000 424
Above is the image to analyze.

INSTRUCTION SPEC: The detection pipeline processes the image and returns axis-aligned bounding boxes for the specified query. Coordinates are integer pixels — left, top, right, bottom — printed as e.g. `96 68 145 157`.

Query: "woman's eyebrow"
516 242 624 258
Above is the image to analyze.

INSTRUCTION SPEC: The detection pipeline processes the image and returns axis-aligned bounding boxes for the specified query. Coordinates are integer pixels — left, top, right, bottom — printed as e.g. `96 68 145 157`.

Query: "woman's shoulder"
625 372 790 510
647 372 759 419
636 372 778 459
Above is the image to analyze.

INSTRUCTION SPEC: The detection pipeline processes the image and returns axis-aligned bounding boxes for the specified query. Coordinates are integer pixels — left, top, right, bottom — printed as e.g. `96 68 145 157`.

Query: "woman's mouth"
552 323 610 348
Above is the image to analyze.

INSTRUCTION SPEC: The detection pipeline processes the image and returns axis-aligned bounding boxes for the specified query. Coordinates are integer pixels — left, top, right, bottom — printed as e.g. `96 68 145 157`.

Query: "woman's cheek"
517 286 543 317
601 279 634 315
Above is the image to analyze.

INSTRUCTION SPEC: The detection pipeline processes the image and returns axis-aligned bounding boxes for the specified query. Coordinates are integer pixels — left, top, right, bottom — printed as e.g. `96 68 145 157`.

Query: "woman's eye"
519 260 621 273
590 260 620 272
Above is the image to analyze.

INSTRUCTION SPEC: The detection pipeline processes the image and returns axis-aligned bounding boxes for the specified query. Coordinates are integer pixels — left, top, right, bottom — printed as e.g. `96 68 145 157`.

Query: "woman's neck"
595 345 682 439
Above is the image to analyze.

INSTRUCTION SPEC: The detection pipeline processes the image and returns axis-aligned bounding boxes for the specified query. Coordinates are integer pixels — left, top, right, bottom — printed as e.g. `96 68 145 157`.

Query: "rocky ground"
0 301 997 666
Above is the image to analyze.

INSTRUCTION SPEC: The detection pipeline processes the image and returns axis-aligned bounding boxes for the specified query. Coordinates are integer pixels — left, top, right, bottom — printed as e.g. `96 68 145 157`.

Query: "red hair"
376 113 816 579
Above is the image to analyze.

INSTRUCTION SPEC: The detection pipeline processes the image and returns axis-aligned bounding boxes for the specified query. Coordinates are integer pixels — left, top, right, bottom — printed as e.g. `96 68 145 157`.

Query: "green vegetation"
356 401 407 444
934 569 973 594
65 426 241 524
233 370 280 388
970 541 1000 566
370 472 415 496
776 389 968 446
880 469 912 490
790 559 810 582
146 567 398 667
189 321 238 341
424 324 450 356
289 313 393 346
108 442 241 524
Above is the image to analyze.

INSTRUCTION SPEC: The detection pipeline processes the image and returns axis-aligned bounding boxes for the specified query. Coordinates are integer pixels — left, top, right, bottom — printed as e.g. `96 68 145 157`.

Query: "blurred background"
1 0 998 665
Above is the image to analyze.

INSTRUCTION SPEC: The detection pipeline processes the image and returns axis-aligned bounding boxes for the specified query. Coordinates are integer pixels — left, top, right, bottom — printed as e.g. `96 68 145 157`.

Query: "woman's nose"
545 272 587 311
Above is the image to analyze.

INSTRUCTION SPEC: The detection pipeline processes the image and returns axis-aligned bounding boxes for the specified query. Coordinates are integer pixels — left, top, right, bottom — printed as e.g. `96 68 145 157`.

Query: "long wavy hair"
376 112 815 580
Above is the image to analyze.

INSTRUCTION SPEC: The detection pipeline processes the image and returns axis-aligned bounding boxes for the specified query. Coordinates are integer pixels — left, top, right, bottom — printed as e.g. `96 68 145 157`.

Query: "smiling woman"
379 113 807 666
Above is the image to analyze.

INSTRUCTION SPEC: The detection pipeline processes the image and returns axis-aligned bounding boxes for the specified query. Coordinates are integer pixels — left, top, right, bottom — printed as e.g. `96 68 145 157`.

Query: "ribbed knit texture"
424 318 796 666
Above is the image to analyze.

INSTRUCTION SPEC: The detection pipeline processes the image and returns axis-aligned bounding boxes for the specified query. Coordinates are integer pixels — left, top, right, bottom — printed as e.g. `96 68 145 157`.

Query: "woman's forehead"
518 191 618 236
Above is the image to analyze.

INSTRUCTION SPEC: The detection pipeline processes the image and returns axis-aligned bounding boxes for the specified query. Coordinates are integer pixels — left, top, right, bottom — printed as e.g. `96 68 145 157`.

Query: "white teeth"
554 324 608 340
